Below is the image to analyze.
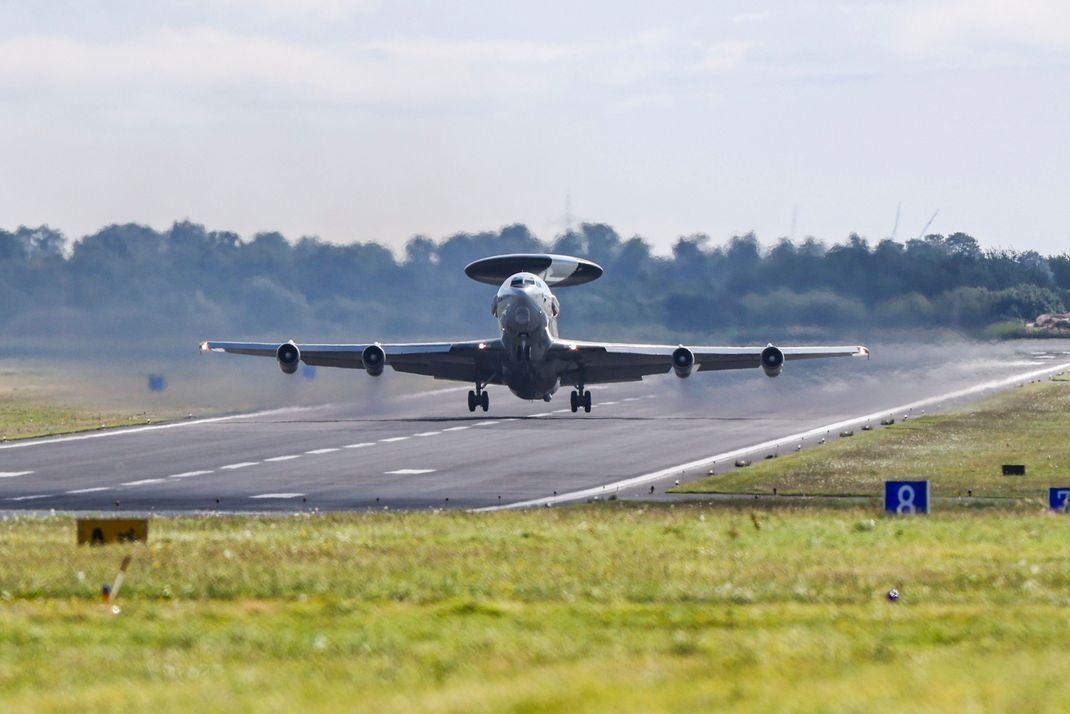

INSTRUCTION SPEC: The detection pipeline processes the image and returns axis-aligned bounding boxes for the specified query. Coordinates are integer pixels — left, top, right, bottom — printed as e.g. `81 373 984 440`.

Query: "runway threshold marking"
480 360 1070 511
250 493 305 499
66 486 111 494
264 455 301 462
221 462 258 470
169 470 213 478
386 469 436 475
0 471 33 478
121 478 165 486
306 448 339 455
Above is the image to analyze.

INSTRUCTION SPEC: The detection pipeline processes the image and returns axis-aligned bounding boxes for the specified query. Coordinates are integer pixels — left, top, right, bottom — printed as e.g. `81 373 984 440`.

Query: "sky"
0 0 1068 255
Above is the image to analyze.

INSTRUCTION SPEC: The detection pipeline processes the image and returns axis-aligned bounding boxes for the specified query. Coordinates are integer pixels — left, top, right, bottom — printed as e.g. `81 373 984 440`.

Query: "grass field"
675 377 1070 499
3 508 1070 712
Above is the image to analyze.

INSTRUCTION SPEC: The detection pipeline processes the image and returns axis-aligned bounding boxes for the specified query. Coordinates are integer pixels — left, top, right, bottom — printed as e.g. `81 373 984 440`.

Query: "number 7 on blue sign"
884 481 929 515
1049 488 1070 512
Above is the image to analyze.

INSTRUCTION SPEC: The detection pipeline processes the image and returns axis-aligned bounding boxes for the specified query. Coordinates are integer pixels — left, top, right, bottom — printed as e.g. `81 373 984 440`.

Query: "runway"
2 340 1069 512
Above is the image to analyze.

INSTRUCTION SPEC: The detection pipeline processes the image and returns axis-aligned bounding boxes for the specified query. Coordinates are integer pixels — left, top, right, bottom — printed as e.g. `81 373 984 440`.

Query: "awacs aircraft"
201 254 869 413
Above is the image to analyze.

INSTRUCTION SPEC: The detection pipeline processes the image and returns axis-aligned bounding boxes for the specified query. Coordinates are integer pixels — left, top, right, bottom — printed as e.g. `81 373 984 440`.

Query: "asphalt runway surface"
2 340 1069 513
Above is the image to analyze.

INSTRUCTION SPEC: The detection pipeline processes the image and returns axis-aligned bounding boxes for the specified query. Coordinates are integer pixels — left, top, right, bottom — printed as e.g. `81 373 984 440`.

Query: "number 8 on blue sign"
884 481 929 515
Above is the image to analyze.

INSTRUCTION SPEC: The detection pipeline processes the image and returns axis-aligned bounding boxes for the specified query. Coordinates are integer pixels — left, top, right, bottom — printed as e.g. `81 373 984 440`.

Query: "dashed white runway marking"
168 470 213 478
552 408 571 413
443 426 469 432
344 442 375 449
7 494 51 501
385 468 436 475
121 478 165 486
264 455 301 463
0 471 32 478
414 431 441 437
530 412 553 418
306 448 339 455
221 462 258 470
66 486 111 494
475 421 499 426
601 401 619 406
622 397 639 402
250 492 305 499
380 436 409 443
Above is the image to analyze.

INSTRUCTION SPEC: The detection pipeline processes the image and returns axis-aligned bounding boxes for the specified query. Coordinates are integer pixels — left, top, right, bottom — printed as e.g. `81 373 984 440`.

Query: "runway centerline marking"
121 478 165 486
0 471 33 478
250 493 305 499
385 469 436 475
481 360 1070 511
221 462 258 470
168 470 213 478
66 486 111 494
264 455 301 463
343 443 375 449
7 494 51 501
379 436 409 443
443 426 469 432
414 431 441 437
552 409 571 413
530 412 553 418
601 401 619 406
475 421 499 426
306 448 339 455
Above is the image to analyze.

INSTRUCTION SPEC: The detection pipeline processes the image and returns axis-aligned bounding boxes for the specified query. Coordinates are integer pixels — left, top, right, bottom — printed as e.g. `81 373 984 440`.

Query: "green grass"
3 509 1070 711
675 379 1070 498
0 393 159 441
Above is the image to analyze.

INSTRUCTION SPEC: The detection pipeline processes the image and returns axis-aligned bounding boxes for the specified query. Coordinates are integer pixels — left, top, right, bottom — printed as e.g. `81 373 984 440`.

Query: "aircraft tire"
468 391 477 412
570 390 579 413
480 391 490 412
582 390 592 413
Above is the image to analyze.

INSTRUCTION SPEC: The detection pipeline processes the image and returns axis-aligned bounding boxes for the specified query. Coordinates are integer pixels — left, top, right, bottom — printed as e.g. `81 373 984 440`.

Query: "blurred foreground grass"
677 378 1070 498
2 508 1070 712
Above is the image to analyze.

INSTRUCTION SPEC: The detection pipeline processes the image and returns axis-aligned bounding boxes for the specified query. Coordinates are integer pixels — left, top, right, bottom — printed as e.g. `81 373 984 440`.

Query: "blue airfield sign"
1049 488 1070 512
884 480 929 515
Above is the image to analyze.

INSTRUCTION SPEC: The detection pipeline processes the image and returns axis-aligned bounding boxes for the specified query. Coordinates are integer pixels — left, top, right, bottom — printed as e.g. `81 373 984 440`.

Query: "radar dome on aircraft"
464 254 603 287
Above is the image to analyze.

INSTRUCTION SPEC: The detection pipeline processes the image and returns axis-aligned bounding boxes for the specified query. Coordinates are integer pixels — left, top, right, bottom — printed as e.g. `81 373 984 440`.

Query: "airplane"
200 253 869 413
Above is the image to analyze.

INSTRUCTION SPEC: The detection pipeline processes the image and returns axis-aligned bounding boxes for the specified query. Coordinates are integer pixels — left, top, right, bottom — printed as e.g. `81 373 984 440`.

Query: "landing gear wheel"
582 390 592 413
480 390 490 412
570 390 579 413
468 390 477 412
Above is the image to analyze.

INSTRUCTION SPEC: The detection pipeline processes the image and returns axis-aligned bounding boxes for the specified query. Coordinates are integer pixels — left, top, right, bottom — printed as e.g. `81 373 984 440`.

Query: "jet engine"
761 345 784 377
276 342 300 375
672 346 695 378
362 344 386 376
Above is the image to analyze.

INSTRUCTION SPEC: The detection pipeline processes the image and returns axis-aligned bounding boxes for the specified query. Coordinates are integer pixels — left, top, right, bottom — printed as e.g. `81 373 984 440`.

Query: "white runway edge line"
0 471 33 478
479 361 1070 511
250 493 305 499
0 384 476 452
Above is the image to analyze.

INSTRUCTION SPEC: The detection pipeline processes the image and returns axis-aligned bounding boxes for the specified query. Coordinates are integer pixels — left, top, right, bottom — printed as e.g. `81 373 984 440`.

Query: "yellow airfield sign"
77 519 149 545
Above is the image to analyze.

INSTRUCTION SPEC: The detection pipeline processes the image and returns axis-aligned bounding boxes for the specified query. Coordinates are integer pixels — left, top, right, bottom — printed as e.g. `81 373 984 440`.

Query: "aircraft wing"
549 340 869 385
199 339 507 384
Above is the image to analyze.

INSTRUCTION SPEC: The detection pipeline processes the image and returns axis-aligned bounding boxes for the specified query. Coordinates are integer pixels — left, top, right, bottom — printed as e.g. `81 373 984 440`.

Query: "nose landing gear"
569 389 592 413
468 388 490 412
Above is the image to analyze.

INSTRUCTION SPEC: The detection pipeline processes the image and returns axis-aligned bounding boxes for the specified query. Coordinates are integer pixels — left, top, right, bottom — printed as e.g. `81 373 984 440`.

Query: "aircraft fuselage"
493 272 563 400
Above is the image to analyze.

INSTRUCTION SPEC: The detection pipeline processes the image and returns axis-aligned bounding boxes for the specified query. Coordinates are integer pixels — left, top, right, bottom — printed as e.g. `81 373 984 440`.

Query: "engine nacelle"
276 342 300 375
761 345 784 378
362 344 386 376
672 346 695 378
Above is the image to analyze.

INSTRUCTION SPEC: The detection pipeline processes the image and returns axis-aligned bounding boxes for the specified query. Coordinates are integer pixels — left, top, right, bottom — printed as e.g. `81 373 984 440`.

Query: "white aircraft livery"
201 253 869 413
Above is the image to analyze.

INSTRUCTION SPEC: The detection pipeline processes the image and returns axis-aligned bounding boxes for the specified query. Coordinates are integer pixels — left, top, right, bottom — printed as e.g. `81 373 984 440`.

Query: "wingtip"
859 345 870 359
199 341 210 353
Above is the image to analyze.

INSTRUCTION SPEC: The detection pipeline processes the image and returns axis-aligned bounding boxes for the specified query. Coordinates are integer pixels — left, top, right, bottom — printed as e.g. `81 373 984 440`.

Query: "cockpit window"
524 278 535 286
510 277 524 287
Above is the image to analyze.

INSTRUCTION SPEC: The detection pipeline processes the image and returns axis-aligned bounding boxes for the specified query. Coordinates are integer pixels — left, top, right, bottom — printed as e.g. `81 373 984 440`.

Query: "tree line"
2 221 1067 348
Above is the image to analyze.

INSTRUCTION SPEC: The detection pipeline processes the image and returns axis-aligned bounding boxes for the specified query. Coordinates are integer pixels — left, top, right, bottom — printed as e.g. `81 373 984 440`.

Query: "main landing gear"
570 388 592 413
467 388 489 412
